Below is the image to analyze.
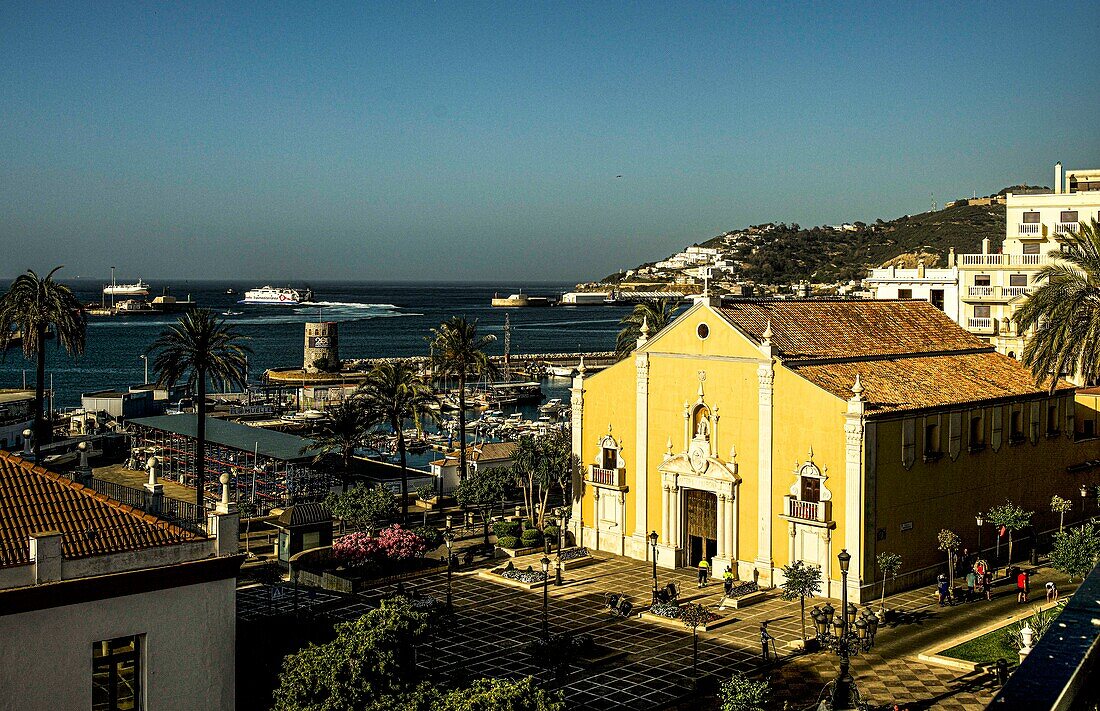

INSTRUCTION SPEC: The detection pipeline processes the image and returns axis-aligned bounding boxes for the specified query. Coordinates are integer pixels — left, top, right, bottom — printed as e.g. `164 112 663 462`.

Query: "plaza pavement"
237 550 1077 710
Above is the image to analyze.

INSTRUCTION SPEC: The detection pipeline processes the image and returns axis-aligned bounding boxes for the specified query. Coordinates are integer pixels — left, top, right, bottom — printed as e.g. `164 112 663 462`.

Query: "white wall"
0 576 236 711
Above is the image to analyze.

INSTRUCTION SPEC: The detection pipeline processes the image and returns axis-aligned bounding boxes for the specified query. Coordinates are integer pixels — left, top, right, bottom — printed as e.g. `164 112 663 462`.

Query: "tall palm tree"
309 396 377 493
0 267 86 461
429 316 497 484
1014 220 1100 390
148 309 250 513
358 361 438 523
615 298 678 359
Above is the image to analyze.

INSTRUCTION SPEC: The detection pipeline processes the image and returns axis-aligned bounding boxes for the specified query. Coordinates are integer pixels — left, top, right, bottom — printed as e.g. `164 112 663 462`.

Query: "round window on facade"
697 323 709 340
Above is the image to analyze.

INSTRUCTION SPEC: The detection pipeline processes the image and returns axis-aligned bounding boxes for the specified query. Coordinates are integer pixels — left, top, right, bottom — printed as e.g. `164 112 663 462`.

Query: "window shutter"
1029 402 1040 444
948 411 962 460
1066 398 1076 439
902 418 916 469
991 406 1003 451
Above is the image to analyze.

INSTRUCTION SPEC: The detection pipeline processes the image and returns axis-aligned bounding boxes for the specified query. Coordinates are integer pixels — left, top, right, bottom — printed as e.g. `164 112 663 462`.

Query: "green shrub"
521 528 544 547
493 521 521 539
543 525 560 541
414 526 443 551
497 536 521 550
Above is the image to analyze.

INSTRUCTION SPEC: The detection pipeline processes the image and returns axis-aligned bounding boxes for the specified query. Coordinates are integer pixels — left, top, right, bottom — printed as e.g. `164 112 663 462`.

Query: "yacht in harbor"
239 286 314 305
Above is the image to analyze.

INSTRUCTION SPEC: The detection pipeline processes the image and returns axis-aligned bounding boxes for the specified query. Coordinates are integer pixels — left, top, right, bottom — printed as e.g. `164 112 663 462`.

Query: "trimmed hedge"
543 525 560 540
492 521 521 539
497 536 521 550
521 528 544 546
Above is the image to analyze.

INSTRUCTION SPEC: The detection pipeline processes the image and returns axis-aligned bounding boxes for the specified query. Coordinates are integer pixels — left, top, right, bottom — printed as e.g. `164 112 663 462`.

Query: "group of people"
936 558 1058 606
696 559 739 598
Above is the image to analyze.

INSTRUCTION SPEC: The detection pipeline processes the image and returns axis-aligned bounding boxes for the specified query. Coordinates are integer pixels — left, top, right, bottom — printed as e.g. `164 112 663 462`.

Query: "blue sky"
1 2 1097 282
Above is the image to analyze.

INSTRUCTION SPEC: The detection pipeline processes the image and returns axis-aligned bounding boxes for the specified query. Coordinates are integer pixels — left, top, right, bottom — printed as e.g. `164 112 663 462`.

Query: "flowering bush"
376 524 430 561
649 602 682 619
727 581 759 599
501 568 547 583
559 546 589 562
332 531 381 567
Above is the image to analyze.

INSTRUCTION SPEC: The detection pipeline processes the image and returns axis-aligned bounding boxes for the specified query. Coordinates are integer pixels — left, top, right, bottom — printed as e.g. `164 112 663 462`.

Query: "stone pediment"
659 448 739 483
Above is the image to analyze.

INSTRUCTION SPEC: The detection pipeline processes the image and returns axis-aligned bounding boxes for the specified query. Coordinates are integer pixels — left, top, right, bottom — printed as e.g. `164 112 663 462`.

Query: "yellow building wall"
576 355 636 529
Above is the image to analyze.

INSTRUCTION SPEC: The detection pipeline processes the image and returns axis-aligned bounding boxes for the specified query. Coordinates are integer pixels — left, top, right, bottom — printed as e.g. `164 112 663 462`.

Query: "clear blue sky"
1 2 1097 282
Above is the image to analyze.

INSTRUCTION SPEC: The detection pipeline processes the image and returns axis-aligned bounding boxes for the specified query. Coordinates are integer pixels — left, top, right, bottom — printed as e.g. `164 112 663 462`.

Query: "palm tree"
0 267 86 461
358 361 438 523
615 298 678 359
429 316 497 484
308 396 376 493
148 309 250 513
1014 220 1100 390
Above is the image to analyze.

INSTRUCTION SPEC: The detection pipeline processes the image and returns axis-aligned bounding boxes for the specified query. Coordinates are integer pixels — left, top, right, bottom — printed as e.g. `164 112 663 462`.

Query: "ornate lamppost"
648 530 660 604
541 555 551 640
444 526 454 613
810 549 880 711
976 513 984 558
1082 484 1090 522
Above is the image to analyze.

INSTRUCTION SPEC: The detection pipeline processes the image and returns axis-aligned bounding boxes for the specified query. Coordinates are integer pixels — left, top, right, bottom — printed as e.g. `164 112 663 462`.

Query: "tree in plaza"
984 500 1033 565
429 316 497 485
1051 494 1073 533
308 396 377 493
779 559 823 644
510 431 576 530
1013 219 1100 390
937 529 961 590
615 298 678 360
679 603 711 684
718 671 770 711
272 597 428 711
415 483 435 527
454 465 510 546
326 484 397 534
358 361 438 523
875 551 902 614
148 309 250 512
384 677 565 711
0 267 87 461
1050 522 1100 581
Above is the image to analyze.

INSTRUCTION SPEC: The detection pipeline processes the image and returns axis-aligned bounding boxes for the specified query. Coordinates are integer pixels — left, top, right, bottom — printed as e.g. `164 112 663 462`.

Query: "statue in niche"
696 417 709 439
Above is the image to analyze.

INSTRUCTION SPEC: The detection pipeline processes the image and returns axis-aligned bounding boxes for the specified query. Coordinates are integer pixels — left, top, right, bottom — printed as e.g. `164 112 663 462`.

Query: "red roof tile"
0 452 203 568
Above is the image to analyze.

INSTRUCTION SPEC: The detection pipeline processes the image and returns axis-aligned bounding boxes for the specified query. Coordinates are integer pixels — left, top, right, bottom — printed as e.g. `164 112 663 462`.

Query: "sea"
1 280 632 411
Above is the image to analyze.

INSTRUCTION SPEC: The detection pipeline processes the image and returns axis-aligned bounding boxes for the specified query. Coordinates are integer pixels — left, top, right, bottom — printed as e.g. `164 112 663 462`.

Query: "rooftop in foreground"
129 414 318 461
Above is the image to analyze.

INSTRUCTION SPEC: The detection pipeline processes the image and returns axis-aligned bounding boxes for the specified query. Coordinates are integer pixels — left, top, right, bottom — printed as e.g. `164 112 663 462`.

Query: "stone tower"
303 322 339 373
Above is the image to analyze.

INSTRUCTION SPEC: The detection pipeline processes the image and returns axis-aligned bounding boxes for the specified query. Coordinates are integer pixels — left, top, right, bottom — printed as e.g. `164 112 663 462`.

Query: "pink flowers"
333 525 429 567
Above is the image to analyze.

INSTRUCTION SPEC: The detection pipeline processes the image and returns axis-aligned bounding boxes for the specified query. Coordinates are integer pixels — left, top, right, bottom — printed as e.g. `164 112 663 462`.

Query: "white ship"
239 286 313 305
102 279 150 296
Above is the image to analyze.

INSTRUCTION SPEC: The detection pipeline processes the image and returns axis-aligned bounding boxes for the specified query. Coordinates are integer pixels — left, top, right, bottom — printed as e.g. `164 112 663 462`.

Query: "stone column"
570 362 586 539
729 489 739 573
844 375 867 600
671 486 681 549
634 353 650 540
716 493 727 560
661 483 671 544
756 329 776 582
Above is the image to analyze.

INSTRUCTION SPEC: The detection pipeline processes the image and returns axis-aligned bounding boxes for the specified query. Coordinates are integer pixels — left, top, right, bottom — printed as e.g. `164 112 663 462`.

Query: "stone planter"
497 545 545 558
718 590 767 610
639 609 736 632
478 566 553 590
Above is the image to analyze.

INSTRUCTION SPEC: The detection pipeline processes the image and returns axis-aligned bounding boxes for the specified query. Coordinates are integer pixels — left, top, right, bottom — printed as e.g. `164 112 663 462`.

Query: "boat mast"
503 313 511 382
110 266 115 309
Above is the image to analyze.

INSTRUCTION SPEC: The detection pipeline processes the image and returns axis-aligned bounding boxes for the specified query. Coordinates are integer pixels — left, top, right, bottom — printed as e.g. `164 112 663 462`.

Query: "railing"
70 474 207 535
1056 222 1079 235
162 496 205 525
968 317 994 332
959 254 1051 267
1003 286 1032 298
89 478 146 509
587 465 626 489
964 285 1033 300
967 286 994 297
784 496 828 523
1018 223 1043 236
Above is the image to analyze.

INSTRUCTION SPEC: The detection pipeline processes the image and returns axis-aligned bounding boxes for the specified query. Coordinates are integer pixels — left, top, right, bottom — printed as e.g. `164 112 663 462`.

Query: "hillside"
595 198 1014 289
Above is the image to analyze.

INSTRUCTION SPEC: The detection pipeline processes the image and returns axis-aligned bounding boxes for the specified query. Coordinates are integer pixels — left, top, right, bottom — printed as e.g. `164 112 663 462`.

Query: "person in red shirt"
1017 570 1029 603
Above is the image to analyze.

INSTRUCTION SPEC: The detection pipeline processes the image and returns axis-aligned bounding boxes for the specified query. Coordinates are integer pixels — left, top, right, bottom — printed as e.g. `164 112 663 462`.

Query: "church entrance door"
685 489 718 567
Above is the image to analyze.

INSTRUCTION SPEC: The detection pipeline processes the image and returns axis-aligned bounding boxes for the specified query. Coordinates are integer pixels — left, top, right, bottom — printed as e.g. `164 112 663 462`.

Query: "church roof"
717 300 990 360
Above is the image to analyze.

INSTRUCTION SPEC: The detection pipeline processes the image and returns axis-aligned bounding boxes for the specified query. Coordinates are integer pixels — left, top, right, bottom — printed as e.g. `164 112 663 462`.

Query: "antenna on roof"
931 193 937 212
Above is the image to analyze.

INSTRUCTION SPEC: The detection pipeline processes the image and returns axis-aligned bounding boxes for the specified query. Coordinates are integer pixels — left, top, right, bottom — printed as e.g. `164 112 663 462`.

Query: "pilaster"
634 353 650 538
570 363 586 536
844 375 866 599
755 334 775 582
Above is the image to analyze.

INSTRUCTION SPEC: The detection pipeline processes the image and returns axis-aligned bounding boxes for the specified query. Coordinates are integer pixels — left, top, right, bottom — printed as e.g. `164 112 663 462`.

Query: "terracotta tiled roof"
717 300 990 359
433 441 517 467
791 351 1074 414
0 452 203 568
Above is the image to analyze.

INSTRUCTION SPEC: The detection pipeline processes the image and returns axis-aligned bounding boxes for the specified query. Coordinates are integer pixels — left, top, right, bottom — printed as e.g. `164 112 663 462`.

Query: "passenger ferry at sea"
102 279 150 296
239 286 313 305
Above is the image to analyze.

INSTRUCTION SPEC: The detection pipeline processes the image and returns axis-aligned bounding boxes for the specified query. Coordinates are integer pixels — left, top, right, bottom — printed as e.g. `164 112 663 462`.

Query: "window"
93 635 141 711
601 446 617 470
1022 243 1040 254
696 323 709 339
1060 210 1079 223
1010 410 1024 442
1009 274 1028 286
1084 420 1097 439
1047 404 1060 436
924 421 941 460
897 289 913 300
1022 211 1041 223
800 476 821 503
974 305 991 318
974 275 991 286
930 289 945 311
969 415 984 449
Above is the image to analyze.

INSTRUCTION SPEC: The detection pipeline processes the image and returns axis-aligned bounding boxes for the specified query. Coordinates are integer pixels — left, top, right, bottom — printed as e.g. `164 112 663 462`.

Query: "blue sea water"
0 280 631 409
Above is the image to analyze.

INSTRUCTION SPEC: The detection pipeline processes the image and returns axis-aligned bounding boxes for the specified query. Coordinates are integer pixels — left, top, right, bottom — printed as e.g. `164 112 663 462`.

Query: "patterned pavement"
238 553 1076 710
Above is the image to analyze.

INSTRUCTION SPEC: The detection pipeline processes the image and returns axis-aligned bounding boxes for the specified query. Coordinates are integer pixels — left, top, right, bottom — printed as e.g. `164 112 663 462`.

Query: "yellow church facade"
569 298 1100 602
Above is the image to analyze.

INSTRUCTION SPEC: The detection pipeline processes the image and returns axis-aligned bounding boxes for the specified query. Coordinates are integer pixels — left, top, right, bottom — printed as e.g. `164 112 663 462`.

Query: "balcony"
1017 222 1044 237
959 254 1052 267
1056 222 1079 235
968 317 994 334
587 465 627 490
783 495 831 524
1002 286 1033 299
963 285 1033 302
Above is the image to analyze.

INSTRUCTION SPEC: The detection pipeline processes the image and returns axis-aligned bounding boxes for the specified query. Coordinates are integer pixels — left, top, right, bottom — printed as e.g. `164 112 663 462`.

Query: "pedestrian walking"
937 573 950 606
697 558 710 588
966 570 977 602
760 621 774 661
1017 569 1029 603
983 570 993 601
1046 581 1059 603
722 566 734 597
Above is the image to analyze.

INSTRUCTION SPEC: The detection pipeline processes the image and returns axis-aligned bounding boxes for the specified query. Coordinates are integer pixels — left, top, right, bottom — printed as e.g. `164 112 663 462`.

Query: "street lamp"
1082 484 1090 522
976 513 984 558
648 530 660 604
810 549 880 711
541 556 551 640
444 526 454 613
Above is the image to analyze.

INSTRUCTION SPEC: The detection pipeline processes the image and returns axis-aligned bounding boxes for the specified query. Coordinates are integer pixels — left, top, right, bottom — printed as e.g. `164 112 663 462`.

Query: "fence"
65 472 208 536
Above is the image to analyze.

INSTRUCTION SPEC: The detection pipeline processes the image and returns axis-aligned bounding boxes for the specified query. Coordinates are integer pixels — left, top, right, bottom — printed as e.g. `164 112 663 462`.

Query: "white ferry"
102 279 150 296
239 286 313 305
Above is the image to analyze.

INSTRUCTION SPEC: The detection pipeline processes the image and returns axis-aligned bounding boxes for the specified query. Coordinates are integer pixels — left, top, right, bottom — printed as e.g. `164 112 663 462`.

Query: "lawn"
940 615 1029 665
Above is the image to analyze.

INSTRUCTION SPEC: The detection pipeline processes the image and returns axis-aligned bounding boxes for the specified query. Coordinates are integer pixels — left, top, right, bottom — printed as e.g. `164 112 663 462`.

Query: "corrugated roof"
130 414 317 461
791 351 1073 414
0 452 203 567
717 300 990 359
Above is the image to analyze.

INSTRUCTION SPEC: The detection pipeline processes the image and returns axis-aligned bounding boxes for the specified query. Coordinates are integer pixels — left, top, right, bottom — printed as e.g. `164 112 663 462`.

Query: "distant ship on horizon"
102 278 150 296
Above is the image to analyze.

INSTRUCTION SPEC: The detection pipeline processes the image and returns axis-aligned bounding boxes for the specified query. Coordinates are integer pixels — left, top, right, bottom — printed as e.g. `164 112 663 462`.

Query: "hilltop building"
569 298 1100 601
0 451 242 709
864 258 959 322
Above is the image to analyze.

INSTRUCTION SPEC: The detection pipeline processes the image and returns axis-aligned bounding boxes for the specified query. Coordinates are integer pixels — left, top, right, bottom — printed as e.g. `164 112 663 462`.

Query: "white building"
0 451 242 710
0 390 34 450
429 441 517 493
864 259 960 322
